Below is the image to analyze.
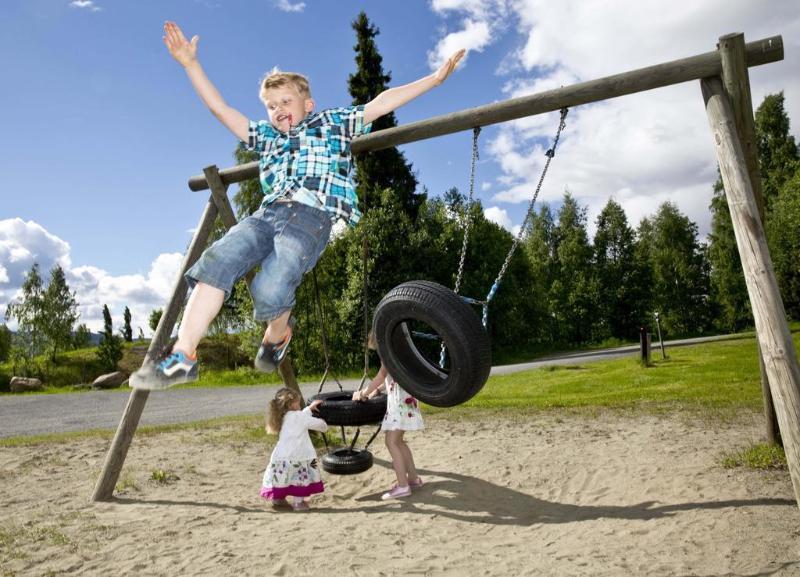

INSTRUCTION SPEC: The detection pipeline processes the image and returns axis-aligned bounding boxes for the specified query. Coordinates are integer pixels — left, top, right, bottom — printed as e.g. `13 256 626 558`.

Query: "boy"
130 21 464 389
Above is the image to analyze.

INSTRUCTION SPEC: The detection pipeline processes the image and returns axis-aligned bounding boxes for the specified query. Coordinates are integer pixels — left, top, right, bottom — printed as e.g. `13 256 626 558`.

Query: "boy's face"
263 85 314 132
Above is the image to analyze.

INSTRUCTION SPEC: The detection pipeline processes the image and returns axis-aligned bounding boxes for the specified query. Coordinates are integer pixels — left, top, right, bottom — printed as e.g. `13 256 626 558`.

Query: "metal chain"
453 126 481 295
441 127 481 368
484 108 569 315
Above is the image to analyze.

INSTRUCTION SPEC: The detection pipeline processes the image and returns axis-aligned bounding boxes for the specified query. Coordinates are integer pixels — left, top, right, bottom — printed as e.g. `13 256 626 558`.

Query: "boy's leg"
264 310 292 345
128 283 224 390
131 209 276 390
175 282 226 355
253 202 331 372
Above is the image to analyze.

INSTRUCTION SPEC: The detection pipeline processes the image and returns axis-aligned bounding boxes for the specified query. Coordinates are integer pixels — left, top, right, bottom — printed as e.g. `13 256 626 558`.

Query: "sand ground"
1 409 799 576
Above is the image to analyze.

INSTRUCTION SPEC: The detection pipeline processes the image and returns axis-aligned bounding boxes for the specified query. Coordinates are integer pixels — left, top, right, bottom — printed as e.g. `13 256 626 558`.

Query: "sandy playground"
1 408 799 576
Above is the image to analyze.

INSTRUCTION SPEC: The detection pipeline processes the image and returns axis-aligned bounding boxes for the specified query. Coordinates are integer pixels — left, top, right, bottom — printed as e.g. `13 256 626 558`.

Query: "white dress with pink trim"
382 374 424 432
260 407 328 501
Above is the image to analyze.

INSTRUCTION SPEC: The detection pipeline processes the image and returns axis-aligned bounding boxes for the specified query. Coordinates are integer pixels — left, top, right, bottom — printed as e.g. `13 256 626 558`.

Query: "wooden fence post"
718 33 781 445
701 76 800 508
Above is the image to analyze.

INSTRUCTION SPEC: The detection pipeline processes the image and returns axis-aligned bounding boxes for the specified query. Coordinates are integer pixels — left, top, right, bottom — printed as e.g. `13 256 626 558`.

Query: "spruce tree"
97 304 123 371
637 202 711 336
593 199 649 340
755 92 799 209
707 175 751 331
122 306 133 342
348 11 422 218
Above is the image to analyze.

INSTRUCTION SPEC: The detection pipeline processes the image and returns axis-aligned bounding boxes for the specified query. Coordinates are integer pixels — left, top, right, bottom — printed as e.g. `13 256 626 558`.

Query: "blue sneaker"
129 350 198 390
255 318 295 373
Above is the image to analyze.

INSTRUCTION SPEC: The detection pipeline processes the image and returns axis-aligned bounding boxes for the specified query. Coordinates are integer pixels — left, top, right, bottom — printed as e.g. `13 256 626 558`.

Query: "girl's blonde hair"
367 329 377 351
259 67 311 104
266 387 302 434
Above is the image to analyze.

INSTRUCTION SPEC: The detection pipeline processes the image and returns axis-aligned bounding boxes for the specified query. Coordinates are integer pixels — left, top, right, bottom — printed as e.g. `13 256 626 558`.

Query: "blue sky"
1 0 798 334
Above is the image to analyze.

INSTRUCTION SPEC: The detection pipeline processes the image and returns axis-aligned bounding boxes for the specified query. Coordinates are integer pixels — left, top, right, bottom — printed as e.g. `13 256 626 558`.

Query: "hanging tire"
321 448 373 475
307 390 387 426
372 280 492 407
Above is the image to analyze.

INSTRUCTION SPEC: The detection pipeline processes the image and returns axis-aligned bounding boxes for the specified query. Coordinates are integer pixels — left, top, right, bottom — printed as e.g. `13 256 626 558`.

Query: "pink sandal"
409 477 424 489
381 485 411 500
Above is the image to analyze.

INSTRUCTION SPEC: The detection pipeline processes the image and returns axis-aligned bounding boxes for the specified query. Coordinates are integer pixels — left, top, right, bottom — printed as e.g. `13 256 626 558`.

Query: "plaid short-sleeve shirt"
245 105 372 227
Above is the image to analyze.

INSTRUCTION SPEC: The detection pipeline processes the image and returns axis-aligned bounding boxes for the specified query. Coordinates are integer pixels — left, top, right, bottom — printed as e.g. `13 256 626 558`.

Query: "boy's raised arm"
163 21 249 142
363 48 465 126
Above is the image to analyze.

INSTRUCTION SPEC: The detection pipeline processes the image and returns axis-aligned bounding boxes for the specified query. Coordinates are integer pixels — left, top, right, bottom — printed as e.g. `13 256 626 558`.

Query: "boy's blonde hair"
259 67 312 103
266 387 302 434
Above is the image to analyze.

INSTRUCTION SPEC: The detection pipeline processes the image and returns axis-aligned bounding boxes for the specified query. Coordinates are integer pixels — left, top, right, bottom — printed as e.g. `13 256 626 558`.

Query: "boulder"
92 371 128 389
10 376 44 393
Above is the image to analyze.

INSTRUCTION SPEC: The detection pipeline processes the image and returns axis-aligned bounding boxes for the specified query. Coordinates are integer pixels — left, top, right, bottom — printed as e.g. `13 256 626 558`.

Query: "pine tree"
755 92 799 210
42 264 79 361
348 11 422 218
767 168 800 318
593 199 649 340
707 175 751 331
637 202 711 336
550 193 596 344
149 309 163 333
122 306 133 342
0 324 11 362
97 304 123 371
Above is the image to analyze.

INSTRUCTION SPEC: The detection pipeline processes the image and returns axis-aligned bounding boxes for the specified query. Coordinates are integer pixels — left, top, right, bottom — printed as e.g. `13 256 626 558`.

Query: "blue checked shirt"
245 105 372 227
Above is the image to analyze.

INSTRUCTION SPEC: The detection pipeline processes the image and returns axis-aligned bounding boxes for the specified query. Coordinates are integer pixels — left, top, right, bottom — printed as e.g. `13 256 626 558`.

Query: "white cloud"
431 0 800 240
484 205 524 236
69 0 102 12
484 206 513 231
1 219 182 335
428 0 510 69
275 0 305 13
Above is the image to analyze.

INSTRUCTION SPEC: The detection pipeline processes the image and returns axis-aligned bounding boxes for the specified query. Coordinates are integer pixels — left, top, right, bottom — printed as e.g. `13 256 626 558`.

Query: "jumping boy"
130 21 465 389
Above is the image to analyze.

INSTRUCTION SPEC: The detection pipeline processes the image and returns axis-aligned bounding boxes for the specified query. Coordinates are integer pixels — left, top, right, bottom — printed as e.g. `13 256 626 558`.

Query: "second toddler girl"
261 388 328 511
353 334 424 500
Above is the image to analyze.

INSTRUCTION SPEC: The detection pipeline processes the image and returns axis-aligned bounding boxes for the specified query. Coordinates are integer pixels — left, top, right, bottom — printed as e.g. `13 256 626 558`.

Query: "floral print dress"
260 407 327 501
381 374 424 432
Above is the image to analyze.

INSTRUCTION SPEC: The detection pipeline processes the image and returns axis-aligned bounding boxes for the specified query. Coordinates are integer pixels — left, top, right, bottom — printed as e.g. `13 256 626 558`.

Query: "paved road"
0 334 744 439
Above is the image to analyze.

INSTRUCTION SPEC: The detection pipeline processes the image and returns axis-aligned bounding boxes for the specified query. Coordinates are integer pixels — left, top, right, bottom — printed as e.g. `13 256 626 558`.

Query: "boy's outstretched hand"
163 21 198 68
434 49 466 85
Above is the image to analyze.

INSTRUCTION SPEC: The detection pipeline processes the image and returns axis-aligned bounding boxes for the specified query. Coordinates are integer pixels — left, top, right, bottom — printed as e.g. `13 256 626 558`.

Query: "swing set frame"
93 33 800 510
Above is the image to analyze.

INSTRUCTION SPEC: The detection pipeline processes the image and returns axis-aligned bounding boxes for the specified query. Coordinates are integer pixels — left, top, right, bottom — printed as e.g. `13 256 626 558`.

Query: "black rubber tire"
307 390 387 426
372 280 491 407
321 448 373 475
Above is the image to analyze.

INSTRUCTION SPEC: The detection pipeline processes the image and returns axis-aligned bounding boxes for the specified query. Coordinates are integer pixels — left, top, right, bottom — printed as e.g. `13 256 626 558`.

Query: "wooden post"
718 33 780 445
92 195 220 501
701 76 800 508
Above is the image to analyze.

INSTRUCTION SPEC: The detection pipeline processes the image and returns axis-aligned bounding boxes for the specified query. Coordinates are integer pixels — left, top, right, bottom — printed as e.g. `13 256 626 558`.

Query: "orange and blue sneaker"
129 350 198 390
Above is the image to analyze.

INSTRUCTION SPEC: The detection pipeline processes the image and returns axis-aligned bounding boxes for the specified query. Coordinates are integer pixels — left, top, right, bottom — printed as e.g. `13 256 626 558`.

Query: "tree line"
3 12 798 382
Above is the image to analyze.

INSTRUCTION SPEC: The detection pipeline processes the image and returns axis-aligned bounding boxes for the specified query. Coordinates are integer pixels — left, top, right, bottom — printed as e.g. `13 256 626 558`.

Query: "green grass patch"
721 443 787 470
2 332 798 446
427 334 800 415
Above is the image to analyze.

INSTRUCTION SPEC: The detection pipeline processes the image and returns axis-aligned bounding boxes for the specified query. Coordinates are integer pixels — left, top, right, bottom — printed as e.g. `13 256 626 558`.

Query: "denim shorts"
186 200 332 321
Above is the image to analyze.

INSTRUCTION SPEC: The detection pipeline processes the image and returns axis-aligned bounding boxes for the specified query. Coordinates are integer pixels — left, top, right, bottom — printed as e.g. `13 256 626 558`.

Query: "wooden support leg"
702 76 800 508
91 196 220 501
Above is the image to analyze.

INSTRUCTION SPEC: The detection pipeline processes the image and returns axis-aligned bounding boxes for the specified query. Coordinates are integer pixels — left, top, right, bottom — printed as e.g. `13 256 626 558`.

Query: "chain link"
453 126 481 295
486 108 569 304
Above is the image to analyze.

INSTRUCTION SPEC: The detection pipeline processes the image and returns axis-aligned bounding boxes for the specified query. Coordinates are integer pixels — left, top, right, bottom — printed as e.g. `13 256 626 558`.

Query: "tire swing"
373 109 569 407
306 185 386 475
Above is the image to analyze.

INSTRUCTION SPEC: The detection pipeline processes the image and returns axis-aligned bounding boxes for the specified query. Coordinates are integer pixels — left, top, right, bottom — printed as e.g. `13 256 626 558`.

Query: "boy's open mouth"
277 113 292 125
